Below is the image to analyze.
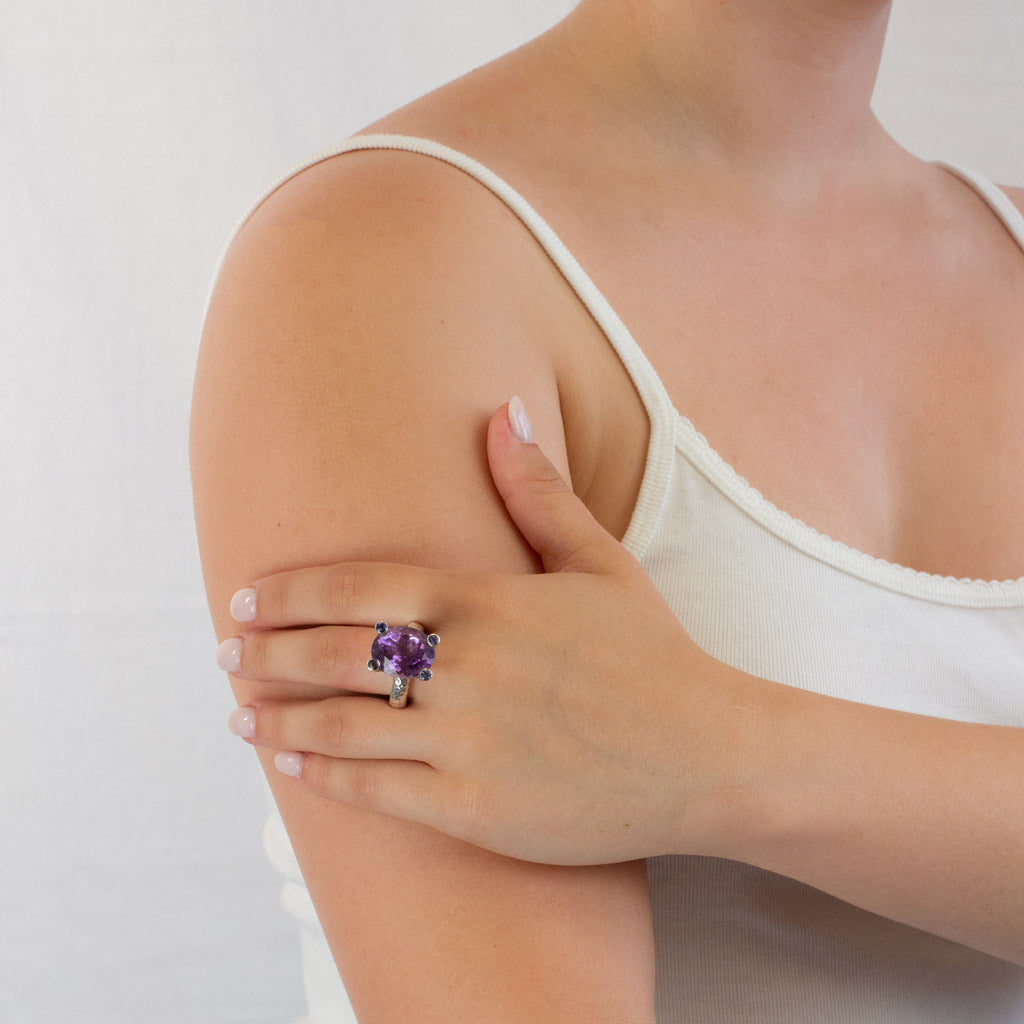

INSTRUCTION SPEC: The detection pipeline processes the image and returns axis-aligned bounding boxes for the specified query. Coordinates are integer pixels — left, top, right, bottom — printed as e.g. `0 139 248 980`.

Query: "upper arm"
190 151 655 1023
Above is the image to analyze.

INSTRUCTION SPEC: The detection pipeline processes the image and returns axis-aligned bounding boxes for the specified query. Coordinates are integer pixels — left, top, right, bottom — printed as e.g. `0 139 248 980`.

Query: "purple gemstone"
370 625 435 679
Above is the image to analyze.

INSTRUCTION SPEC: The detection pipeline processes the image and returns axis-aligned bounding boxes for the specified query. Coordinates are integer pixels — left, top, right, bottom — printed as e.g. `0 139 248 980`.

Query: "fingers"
239 695 438 764
221 625 392 695
233 697 467 836
284 753 461 836
234 561 460 630
486 400 621 575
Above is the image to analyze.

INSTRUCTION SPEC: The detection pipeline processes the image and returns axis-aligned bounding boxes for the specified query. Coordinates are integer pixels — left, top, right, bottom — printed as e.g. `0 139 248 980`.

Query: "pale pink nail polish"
227 706 256 739
216 637 242 673
275 751 304 778
230 587 258 622
508 395 534 443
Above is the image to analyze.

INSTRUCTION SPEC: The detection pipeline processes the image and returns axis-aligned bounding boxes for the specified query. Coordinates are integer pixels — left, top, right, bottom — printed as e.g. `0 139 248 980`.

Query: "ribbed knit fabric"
240 137 1024 1023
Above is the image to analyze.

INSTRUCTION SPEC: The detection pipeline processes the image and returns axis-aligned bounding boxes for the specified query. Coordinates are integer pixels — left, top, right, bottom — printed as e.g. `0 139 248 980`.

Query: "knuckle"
299 751 326 791
511 454 565 493
346 763 382 809
533 462 571 493
240 631 269 679
257 702 295 751
557 534 604 575
472 643 506 683
459 572 511 620
324 565 360 617
309 699 348 753
309 628 346 683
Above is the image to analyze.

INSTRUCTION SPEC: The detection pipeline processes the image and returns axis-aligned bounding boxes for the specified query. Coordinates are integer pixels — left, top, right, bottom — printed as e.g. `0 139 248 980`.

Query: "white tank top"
242 136 1024 1023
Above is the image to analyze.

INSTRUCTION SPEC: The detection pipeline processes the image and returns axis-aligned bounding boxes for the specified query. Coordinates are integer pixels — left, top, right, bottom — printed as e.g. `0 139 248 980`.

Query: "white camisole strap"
938 162 1024 250
214 135 1024 573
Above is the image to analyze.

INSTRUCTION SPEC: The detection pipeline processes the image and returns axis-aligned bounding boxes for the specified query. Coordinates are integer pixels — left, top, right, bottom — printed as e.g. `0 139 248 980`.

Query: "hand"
219 399 758 866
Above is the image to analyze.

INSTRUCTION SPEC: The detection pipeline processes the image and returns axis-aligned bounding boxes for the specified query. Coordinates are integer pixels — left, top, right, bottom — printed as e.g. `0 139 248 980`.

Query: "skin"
227 404 1024 962
191 0 1024 1018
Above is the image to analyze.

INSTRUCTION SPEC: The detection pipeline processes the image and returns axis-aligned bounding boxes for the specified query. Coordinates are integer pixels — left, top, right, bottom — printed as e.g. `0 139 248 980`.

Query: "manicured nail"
508 395 534 443
227 706 256 739
275 751 304 778
216 637 242 673
230 587 257 622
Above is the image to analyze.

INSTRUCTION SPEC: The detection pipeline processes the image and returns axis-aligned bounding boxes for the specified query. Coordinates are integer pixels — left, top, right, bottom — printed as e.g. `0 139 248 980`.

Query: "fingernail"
216 637 242 673
230 587 257 622
508 395 533 443
227 706 256 739
275 751 304 778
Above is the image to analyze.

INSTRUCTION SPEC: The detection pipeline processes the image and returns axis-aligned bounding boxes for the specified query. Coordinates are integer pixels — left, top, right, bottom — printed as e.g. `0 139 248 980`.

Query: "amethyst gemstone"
370 625 435 679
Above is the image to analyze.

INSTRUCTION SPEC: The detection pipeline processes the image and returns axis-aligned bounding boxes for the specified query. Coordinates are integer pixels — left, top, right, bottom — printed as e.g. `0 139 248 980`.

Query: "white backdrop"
1 2 1021 1022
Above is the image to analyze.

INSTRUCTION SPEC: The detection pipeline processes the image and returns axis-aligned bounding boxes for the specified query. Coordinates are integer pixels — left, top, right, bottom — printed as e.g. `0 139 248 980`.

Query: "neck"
551 0 897 202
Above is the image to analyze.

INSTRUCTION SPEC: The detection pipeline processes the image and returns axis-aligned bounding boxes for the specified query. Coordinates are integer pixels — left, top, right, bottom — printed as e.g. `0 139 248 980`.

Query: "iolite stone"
370 625 436 679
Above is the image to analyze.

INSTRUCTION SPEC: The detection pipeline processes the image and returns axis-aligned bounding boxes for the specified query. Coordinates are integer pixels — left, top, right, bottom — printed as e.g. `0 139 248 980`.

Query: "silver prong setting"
371 621 439 705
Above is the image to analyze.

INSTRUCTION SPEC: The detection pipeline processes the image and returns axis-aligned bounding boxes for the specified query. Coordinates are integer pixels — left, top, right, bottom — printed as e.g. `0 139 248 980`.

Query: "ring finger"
221 625 391 695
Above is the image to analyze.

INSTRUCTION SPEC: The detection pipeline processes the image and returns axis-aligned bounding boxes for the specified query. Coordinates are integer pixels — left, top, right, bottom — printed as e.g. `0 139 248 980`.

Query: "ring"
367 621 440 708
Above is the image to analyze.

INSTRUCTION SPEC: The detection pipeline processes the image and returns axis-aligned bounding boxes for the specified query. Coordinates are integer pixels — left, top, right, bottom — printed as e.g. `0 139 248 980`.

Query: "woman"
191 0 1024 1020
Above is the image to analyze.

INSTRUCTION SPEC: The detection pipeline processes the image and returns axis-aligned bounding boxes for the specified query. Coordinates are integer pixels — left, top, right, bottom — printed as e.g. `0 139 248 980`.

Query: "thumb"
486 397 618 574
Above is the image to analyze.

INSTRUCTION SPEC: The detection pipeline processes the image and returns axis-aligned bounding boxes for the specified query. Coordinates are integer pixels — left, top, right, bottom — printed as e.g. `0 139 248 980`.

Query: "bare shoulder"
213 146 570 442
196 146 576 574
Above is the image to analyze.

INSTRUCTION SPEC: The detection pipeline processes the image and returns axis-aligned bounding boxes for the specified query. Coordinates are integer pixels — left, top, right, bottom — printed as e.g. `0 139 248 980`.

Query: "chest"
554 202 1024 582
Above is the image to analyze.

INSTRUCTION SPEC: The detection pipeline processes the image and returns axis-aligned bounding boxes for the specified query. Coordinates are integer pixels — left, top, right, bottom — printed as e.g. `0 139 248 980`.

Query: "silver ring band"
389 677 411 709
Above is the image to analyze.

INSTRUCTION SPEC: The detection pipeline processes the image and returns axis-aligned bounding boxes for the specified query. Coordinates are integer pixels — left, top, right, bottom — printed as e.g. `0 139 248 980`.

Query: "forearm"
717 668 1024 964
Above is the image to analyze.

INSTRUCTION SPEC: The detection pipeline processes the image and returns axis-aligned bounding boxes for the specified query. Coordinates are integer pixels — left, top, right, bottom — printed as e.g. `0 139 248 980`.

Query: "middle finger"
231 625 391 694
